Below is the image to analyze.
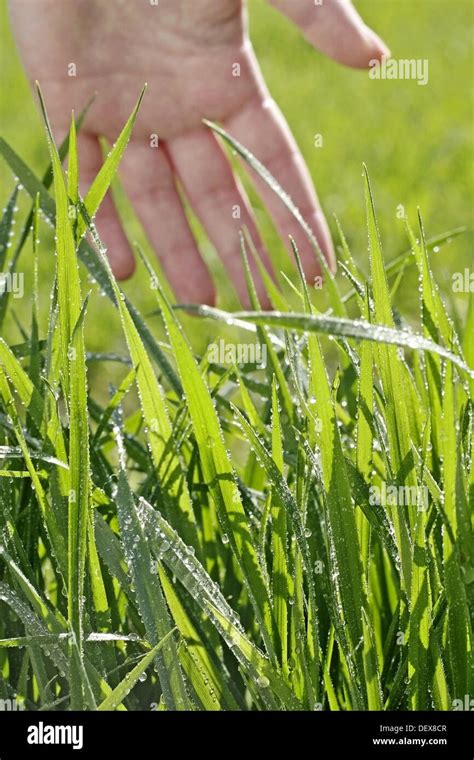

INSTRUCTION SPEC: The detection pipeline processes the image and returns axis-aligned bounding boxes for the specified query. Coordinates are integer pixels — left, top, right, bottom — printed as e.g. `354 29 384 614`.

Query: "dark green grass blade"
114 428 191 710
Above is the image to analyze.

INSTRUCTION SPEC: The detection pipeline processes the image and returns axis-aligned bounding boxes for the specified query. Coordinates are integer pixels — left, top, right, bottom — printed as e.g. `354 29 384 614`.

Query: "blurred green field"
1 0 472 363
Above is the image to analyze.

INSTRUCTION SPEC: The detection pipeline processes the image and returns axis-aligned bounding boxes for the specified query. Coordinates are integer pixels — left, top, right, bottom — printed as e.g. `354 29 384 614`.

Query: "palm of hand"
9 0 388 304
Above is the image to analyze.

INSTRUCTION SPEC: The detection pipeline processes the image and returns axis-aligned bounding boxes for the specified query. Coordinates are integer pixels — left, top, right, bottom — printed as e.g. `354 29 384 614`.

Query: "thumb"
267 0 390 69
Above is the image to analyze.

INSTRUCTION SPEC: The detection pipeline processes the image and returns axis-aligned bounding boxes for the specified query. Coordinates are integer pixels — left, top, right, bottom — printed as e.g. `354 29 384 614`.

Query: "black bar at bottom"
0 710 471 757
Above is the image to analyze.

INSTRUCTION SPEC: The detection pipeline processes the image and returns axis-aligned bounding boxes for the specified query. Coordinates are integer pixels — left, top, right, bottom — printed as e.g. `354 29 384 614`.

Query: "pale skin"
9 0 389 305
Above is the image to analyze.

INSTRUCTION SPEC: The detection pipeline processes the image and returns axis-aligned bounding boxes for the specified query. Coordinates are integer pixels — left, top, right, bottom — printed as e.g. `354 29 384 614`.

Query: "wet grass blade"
0 186 19 272
114 428 191 710
37 84 92 708
442 359 472 699
77 86 146 239
205 121 319 253
230 312 474 379
408 505 431 709
269 378 291 669
97 629 177 711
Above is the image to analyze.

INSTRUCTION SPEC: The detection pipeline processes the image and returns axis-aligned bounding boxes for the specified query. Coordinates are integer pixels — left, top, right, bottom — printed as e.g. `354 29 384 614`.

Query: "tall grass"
0 89 472 711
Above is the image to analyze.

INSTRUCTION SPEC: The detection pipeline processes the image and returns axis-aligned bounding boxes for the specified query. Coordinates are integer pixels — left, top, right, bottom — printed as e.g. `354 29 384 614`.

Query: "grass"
0 88 472 711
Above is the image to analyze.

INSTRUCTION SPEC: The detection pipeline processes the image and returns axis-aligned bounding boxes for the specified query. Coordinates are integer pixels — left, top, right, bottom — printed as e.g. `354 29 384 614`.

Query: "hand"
9 0 389 305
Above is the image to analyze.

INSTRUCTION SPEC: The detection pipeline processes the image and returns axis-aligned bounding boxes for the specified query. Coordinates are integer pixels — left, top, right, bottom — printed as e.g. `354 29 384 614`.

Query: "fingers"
77 133 136 280
167 127 274 307
118 140 215 304
78 133 215 303
268 0 390 68
223 92 335 285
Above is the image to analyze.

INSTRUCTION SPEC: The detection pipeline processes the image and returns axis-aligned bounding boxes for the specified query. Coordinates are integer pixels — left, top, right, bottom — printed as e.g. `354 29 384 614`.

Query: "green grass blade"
77 86 146 239
205 120 319 253
37 83 92 708
408 506 431 709
229 313 474 380
158 567 233 710
0 186 19 272
269 378 291 669
442 359 472 699
82 218 197 545
114 427 191 710
97 629 177 711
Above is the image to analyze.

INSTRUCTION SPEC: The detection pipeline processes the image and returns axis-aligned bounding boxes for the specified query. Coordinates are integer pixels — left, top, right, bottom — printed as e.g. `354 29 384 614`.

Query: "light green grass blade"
37 83 92 708
464 293 474 397
0 186 19 272
36 84 83 384
362 607 383 709
84 223 197 544
97 629 177 711
410 212 463 352
207 603 301 710
77 86 146 239
0 339 45 426
67 298 92 684
67 112 79 209
355 287 373 571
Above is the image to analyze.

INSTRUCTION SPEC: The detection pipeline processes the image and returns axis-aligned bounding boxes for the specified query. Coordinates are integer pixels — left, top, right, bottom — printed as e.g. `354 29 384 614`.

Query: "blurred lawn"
0 0 472 377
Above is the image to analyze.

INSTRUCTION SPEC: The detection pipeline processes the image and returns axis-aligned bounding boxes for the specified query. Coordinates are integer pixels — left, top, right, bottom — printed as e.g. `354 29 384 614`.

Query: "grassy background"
0 0 472 353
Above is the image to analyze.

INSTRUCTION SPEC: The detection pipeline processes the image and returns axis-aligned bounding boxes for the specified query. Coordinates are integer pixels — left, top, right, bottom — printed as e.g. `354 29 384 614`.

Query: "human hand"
9 0 389 305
